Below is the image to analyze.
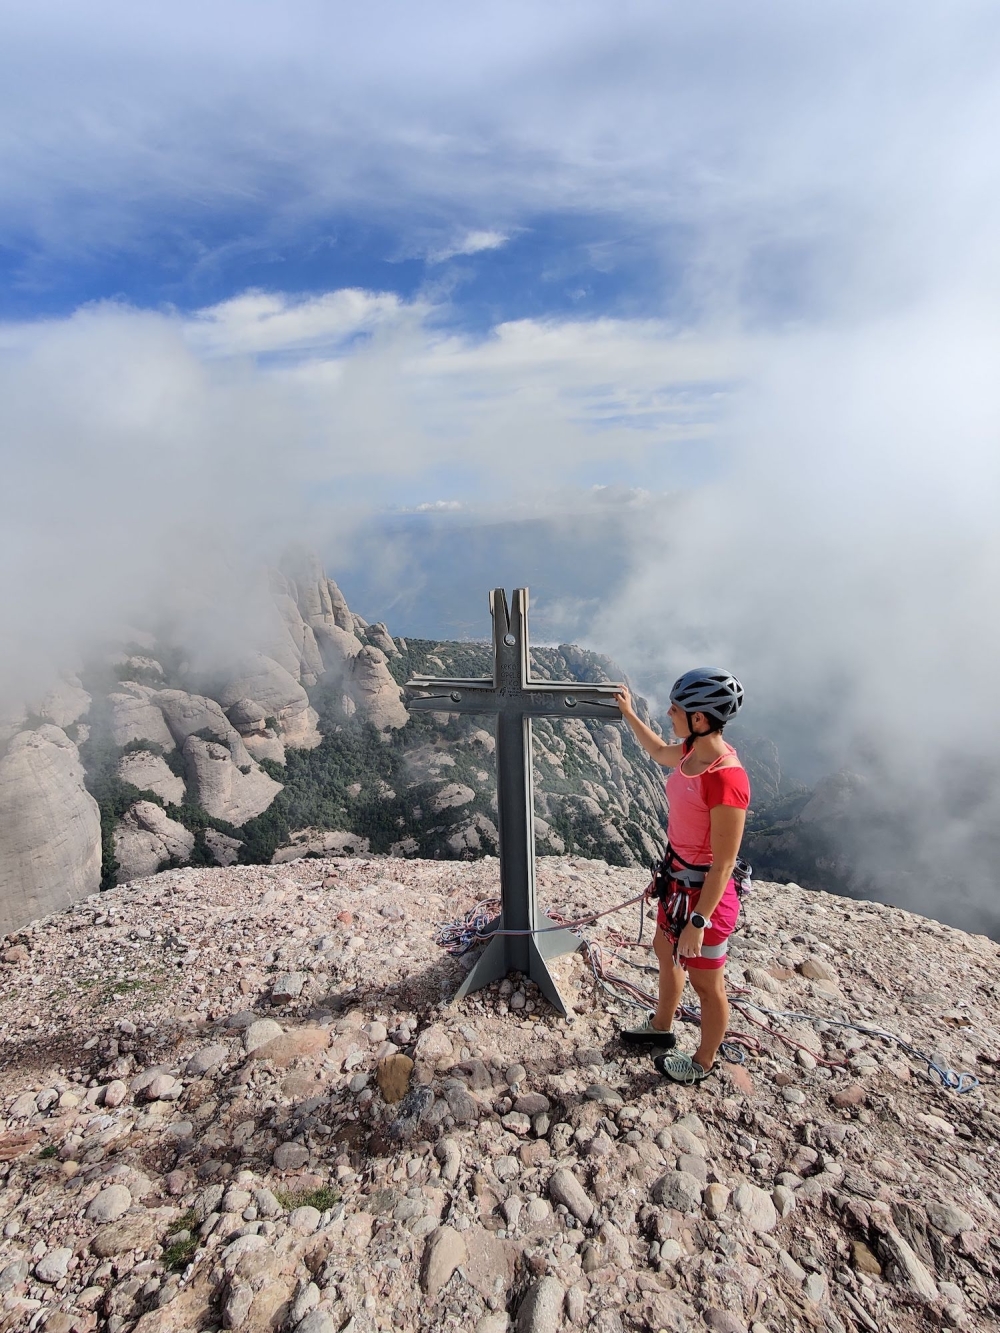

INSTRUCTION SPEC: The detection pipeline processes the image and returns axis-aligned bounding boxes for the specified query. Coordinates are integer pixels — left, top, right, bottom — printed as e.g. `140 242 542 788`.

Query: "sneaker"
653 1052 712 1085
620 1014 677 1046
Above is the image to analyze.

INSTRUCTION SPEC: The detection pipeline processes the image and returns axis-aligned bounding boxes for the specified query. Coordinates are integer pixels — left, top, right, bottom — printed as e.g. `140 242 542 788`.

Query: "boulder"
226 698 268 734
204 828 243 866
117 750 185 805
183 735 282 825
349 646 408 731
243 730 287 764
114 801 195 881
0 726 101 935
311 622 364 673
431 783 476 814
107 684 175 750
217 654 321 749
38 676 91 729
156 689 247 754
366 623 400 657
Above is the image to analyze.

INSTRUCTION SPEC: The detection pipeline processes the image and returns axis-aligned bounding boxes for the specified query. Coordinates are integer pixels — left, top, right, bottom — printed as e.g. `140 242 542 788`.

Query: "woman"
614 668 749 1086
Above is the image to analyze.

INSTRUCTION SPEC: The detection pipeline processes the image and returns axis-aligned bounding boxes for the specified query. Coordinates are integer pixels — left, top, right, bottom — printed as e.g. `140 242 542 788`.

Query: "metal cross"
406 587 623 1016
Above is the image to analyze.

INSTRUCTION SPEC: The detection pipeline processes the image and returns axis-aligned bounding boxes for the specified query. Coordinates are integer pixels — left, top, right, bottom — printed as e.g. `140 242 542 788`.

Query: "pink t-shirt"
665 744 751 865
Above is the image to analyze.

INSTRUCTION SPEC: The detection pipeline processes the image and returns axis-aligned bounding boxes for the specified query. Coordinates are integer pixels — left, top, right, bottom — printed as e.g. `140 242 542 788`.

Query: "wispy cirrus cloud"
427 229 510 264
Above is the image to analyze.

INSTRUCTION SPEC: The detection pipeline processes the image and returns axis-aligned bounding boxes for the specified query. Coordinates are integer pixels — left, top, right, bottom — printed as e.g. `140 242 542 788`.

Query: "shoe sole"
621 1030 677 1047
653 1054 712 1083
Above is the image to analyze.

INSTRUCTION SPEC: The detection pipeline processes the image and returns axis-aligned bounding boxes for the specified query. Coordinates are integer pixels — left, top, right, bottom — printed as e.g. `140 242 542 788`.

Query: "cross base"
452 924 582 1017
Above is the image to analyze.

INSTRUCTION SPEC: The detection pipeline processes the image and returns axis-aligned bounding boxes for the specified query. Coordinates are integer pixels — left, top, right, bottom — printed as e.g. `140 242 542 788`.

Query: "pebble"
704 1311 748 1333
185 1043 229 1076
651 1170 703 1214
86 1184 132 1223
731 1182 778 1234
273 1141 310 1170
583 1084 622 1105
243 1018 284 1053
295 1313 338 1333
800 957 838 982
103 1079 127 1108
548 1168 594 1224
289 1205 321 1234
926 1201 974 1237
505 1063 526 1087
704 1183 730 1218
772 1185 797 1218
421 1225 467 1296
516 1275 564 1333
34 1248 72 1283
414 1025 455 1063
272 971 308 1002
0 1259 29 1291
224 1280 254 1327
495 1155 520 1181
669 1125 706 1156
513 1092 550 1115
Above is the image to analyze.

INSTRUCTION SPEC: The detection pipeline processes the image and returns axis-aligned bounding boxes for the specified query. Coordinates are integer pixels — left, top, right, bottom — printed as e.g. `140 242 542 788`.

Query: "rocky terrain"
1 856 997 1333
0 556 670 937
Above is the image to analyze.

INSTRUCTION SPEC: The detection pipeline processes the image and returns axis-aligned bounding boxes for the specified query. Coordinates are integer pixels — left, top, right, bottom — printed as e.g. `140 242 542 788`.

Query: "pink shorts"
657 878 740 970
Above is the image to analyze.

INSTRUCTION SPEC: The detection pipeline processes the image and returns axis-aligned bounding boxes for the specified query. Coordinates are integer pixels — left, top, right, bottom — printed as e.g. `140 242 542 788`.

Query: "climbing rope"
732 997 981 1094
434 891 646 953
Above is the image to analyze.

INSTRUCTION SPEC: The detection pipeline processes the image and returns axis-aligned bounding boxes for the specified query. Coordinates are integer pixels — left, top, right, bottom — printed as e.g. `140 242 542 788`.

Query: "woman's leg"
652 926 687 1032
687 965 729 1070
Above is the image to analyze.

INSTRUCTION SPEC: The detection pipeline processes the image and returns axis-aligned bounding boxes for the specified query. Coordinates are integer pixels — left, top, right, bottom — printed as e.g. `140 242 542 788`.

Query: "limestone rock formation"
204 828 242 865
183 735 283 825
225 698 267 734
217 654 321 749
106 684 175 751
0 726 101 934
156 689 247 755
113 801 195 882
37 676 91 730
366 622 400 657
243 730 287 764
117 750 185 805
349 645 408 731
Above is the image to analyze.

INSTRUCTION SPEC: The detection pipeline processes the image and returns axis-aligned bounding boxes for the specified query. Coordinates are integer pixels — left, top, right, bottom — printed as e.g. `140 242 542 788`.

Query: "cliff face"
0 858 996 1333
0 726 102 935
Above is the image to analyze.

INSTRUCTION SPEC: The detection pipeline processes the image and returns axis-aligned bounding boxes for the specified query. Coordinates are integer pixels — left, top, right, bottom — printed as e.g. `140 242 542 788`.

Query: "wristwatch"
689 912 712 930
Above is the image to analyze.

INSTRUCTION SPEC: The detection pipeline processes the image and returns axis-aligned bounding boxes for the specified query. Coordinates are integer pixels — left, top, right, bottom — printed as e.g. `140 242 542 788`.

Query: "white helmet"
670 667 744 723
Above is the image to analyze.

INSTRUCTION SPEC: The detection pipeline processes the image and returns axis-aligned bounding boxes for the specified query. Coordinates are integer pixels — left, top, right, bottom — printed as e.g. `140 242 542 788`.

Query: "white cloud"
185 288 413 358
428 229 510 263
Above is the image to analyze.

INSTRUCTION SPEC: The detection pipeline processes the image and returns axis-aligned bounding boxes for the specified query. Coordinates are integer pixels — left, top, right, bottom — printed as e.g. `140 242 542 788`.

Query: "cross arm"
405 676 499 716
518 682 624 720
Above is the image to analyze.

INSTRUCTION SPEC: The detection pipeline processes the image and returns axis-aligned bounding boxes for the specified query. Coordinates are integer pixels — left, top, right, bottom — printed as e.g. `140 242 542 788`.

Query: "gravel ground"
1 854 998 1333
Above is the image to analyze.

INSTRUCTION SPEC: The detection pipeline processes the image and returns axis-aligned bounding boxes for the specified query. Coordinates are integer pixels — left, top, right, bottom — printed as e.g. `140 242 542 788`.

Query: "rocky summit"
1 858 998 1333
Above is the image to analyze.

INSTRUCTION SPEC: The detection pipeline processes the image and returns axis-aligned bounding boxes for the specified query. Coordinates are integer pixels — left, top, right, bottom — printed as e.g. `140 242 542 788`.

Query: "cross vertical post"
405 587 623 1015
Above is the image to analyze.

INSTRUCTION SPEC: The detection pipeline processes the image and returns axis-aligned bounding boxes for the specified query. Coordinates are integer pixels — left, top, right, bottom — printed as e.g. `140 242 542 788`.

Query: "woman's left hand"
677 922 704 958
